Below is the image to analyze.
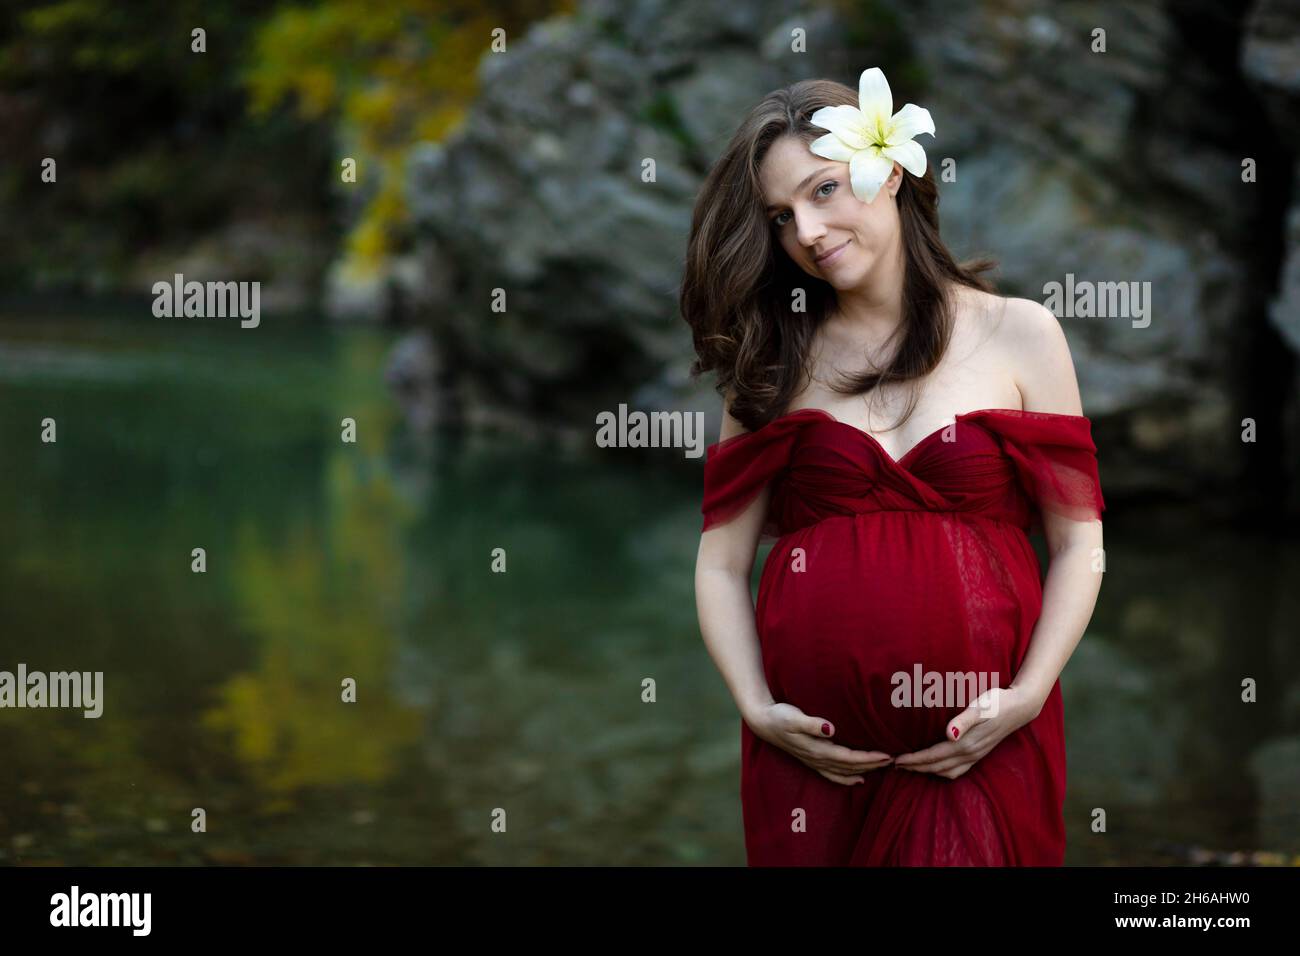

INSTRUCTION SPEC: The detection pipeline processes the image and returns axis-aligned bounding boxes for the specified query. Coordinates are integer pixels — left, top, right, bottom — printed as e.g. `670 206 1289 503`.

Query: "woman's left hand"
891 684 1044 780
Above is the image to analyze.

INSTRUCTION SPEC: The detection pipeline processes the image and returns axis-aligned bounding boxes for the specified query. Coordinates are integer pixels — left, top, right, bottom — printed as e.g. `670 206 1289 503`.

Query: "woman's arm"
1003 299 1105 711
694 397 777 725
1010 510 1103 712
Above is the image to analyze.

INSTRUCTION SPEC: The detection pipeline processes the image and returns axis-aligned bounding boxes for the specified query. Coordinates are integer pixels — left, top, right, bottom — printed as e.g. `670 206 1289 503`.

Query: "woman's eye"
773 183 835 227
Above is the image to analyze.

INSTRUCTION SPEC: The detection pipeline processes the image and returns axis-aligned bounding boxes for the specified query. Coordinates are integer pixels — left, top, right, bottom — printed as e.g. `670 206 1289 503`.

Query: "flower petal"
808 105 870 150
808 132 857 163
858 67 893 130
881 139 927 178
849 149 895 204
888 103 935 144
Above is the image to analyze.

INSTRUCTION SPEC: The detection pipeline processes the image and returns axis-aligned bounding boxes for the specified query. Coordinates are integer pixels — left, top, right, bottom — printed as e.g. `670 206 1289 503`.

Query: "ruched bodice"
703 407 1105 538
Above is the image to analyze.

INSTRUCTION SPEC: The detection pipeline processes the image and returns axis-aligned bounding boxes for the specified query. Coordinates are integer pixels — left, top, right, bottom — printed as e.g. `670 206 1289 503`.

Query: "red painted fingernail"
822 722 831 736
952 727 960 739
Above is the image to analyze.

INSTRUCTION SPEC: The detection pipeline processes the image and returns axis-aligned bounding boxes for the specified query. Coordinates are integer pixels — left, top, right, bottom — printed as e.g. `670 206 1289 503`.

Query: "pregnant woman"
683 68 1106 866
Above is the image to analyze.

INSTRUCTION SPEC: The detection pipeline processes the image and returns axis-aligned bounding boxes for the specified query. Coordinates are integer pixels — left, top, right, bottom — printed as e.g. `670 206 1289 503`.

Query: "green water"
0 315 1296 865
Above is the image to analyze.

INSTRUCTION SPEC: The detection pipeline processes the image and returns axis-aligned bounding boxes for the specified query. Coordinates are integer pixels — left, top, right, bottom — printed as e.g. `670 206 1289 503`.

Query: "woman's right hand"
746 702 894 785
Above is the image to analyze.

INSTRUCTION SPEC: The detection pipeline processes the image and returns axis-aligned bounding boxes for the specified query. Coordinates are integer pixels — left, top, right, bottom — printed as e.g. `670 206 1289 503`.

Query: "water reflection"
0 316 1296 865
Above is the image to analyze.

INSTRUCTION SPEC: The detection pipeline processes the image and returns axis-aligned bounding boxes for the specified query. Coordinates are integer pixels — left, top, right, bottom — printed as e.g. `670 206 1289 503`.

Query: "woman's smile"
815 239 851 267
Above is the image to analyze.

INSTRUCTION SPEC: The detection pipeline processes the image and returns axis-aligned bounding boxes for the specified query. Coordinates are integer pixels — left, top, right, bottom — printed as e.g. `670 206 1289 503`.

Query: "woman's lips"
816 240 850 266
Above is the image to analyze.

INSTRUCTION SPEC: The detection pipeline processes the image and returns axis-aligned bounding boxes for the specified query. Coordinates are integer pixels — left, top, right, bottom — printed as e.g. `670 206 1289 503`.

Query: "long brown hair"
679 77 997 434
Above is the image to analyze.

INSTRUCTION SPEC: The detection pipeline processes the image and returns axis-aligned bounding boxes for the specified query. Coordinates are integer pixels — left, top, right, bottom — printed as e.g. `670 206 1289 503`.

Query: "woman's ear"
887 162 903 198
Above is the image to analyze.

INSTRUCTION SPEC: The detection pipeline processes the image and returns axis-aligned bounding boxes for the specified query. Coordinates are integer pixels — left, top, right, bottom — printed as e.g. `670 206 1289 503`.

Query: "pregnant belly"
755 511 1036 754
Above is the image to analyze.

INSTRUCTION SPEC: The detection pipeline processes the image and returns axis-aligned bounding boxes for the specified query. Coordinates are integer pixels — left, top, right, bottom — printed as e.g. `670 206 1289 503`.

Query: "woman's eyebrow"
764 165 837 211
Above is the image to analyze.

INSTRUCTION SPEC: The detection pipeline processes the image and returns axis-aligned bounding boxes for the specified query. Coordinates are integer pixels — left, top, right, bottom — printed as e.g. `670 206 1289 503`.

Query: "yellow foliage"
202 420 422 799
244 0 575 272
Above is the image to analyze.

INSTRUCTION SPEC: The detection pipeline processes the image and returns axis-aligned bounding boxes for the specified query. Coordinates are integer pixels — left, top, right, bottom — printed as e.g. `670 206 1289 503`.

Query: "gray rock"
380 0 1298 506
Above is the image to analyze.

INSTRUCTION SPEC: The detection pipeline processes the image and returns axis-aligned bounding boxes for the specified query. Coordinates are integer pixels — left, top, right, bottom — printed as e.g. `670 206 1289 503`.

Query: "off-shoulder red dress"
701 408 1105 866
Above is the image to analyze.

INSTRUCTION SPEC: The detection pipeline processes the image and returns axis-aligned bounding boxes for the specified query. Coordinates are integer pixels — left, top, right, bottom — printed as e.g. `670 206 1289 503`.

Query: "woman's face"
759 134 902 291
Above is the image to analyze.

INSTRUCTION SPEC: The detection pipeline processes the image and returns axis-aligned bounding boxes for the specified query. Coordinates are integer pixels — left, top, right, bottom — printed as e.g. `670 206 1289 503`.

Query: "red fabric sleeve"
964 409 1106 530
700 410 821 535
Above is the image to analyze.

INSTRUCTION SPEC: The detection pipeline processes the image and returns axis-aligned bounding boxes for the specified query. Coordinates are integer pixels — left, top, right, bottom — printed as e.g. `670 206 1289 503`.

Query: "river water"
0 314 1295 865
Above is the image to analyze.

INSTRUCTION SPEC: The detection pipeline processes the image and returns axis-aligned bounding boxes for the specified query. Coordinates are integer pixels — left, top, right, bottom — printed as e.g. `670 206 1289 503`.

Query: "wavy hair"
679 77 997 434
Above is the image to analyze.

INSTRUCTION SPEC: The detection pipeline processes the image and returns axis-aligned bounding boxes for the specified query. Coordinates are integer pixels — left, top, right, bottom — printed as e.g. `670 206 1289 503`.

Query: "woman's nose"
795 212 826 249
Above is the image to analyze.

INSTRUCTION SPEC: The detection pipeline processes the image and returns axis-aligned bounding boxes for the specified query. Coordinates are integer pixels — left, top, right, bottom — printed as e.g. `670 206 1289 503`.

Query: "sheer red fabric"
700 407 1105 865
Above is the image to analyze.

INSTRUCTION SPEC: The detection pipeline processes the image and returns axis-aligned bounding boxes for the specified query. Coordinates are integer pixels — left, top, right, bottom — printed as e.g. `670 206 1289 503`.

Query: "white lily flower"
808 67 936 204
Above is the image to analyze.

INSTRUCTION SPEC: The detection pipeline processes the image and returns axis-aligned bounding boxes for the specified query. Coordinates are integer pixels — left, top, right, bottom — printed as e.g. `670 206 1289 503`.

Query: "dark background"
0 0 1297 865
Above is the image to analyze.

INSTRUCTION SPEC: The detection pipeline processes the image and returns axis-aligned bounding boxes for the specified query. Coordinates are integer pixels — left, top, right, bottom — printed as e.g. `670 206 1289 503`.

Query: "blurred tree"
243 0 572 276
0 0 568 300
0 0 338 295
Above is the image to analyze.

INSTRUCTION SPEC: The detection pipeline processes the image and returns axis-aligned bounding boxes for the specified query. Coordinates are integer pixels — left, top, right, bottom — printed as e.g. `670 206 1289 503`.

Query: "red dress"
701 407 1106 866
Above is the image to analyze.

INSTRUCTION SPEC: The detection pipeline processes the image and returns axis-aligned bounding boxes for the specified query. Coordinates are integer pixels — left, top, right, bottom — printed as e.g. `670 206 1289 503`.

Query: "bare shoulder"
988 295 1084 416
950 285 1009 339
